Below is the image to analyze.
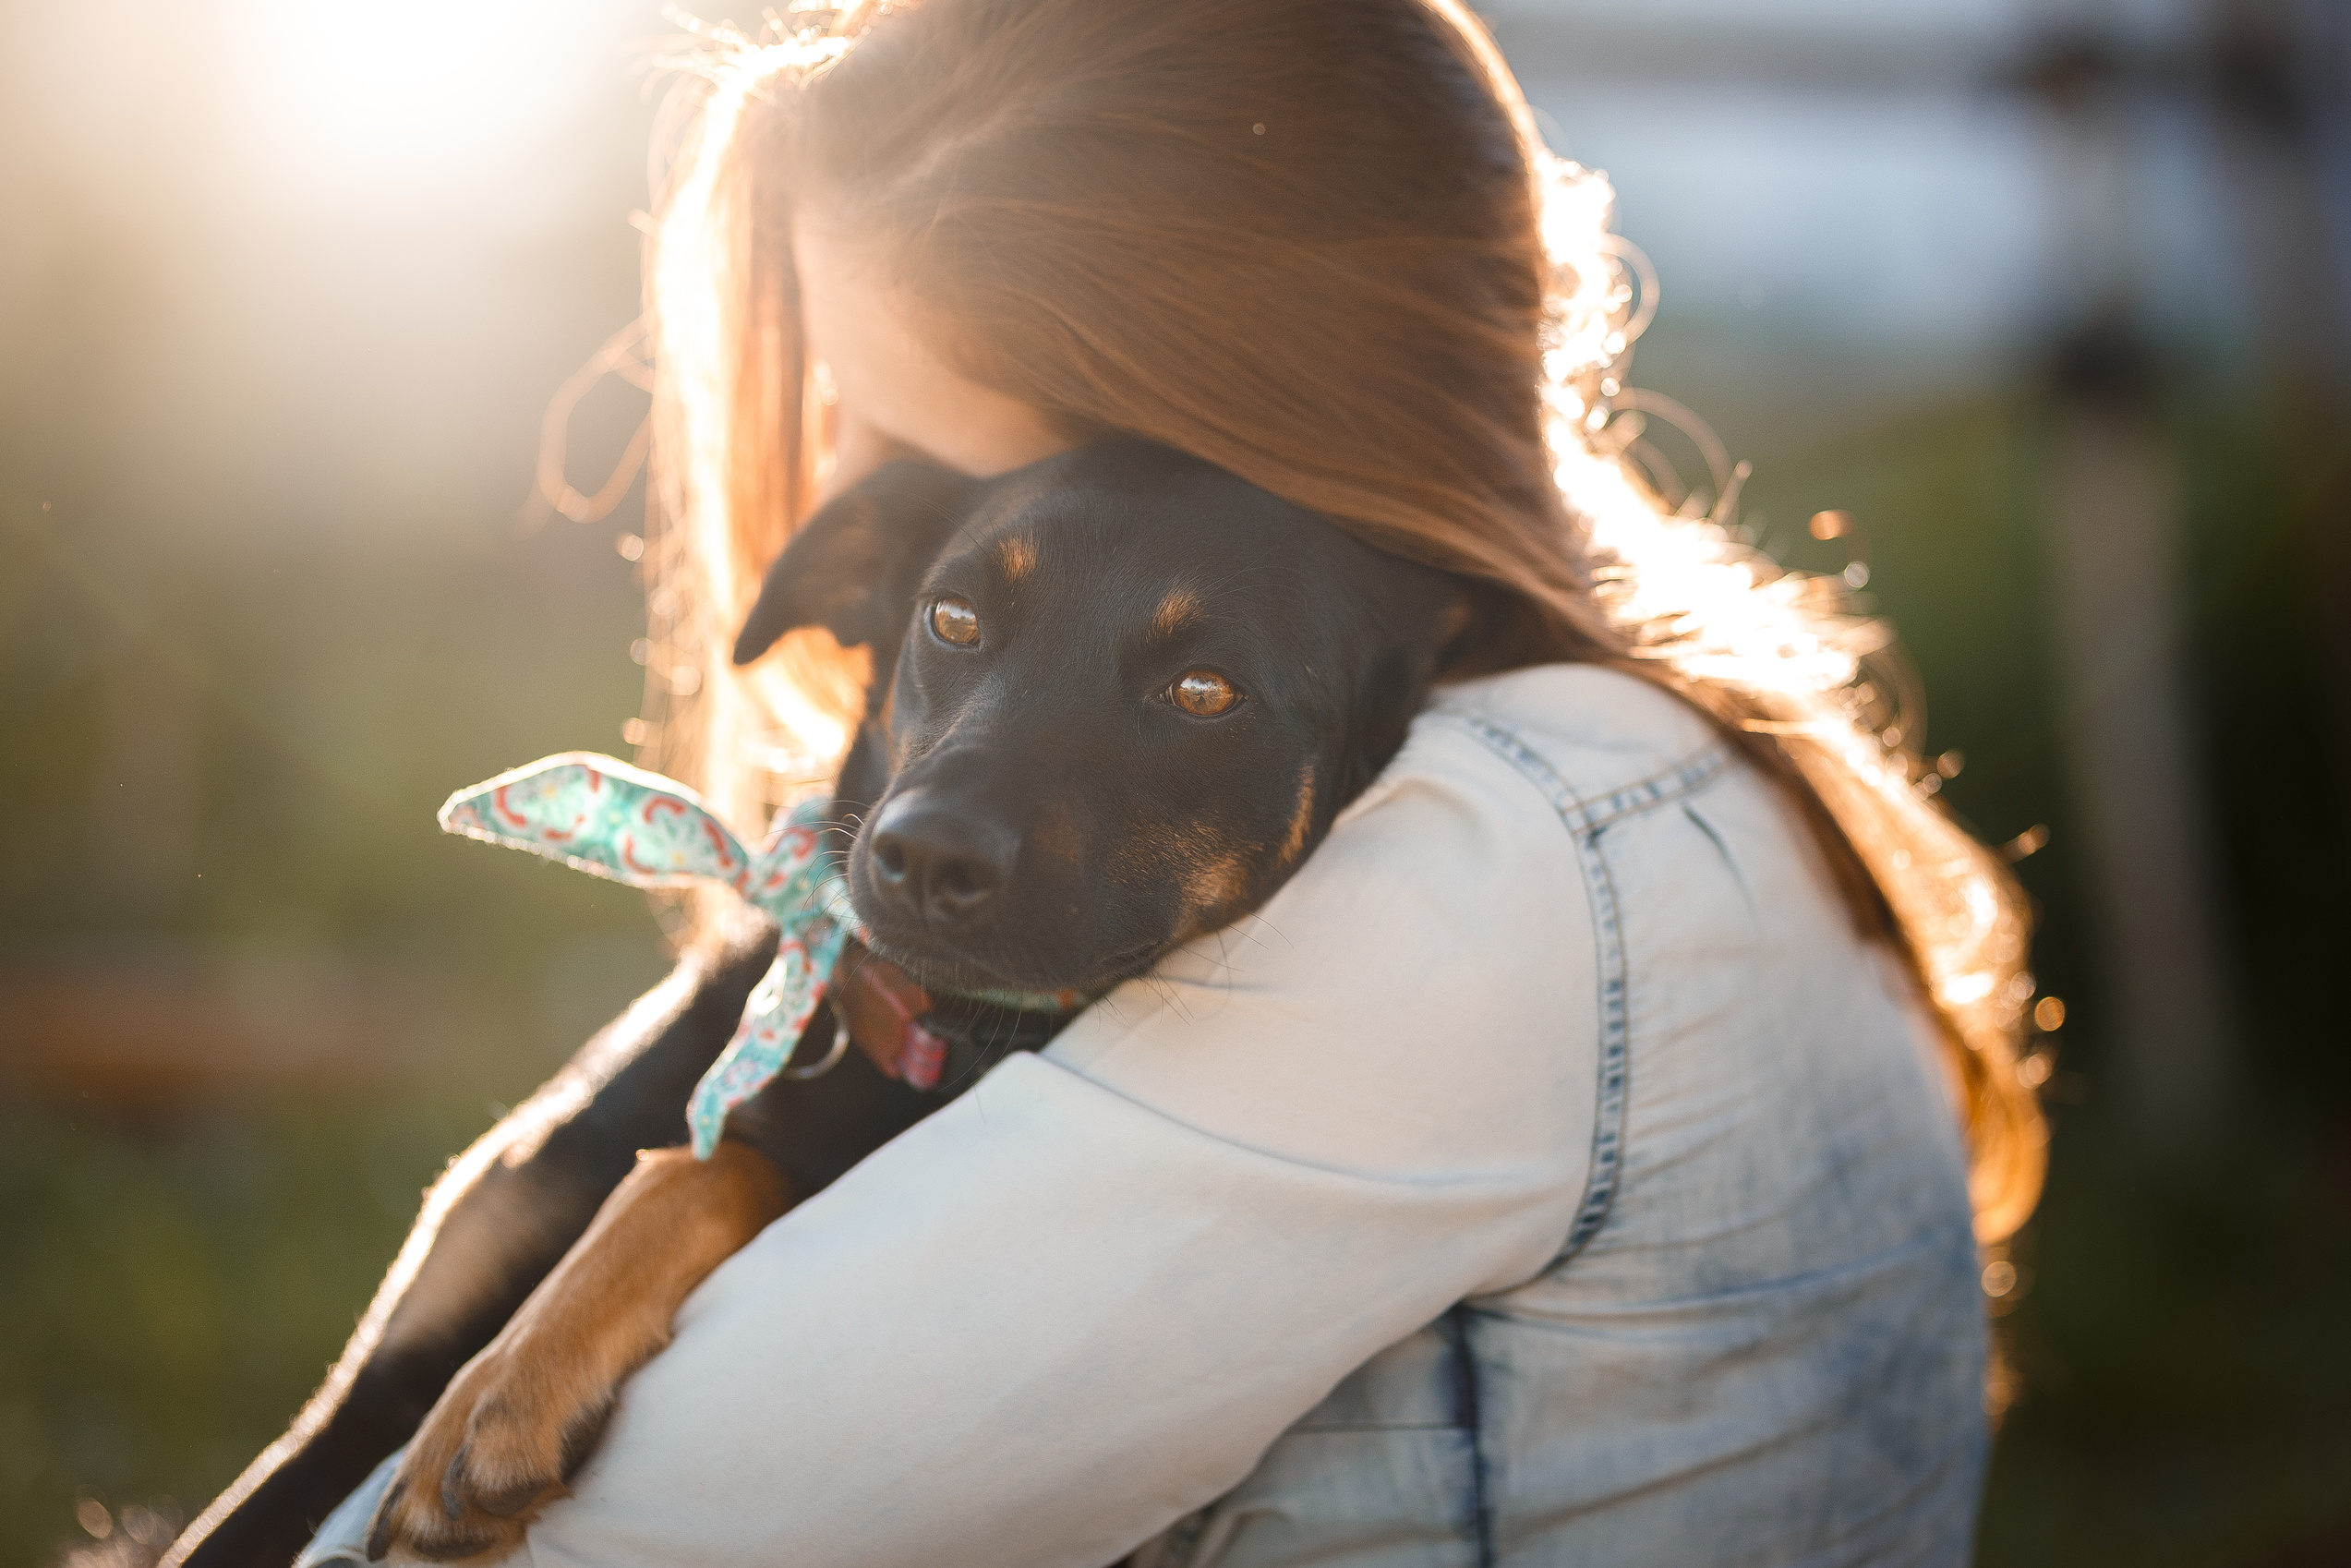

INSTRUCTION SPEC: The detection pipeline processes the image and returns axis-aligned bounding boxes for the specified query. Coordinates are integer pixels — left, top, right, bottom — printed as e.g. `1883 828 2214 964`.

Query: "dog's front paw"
366 1338 610 1562
363 1144 790 1562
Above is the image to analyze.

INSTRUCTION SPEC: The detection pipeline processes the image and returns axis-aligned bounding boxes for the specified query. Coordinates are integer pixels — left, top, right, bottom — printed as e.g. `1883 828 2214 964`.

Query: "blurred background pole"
2202 0 2351 831
2022 16 2240 1147
2044 320 2238 1143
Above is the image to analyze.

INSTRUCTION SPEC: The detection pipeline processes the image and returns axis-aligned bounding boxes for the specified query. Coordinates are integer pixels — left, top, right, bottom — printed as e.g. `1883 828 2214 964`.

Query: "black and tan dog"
166 440 1466 1565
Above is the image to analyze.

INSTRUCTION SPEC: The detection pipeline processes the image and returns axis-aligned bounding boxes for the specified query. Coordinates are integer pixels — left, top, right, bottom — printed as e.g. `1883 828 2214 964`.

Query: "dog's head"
734 440 1464 996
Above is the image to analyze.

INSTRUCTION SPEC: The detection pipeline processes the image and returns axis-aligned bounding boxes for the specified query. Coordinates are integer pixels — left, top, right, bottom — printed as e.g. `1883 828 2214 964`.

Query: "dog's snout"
867 791 1015 925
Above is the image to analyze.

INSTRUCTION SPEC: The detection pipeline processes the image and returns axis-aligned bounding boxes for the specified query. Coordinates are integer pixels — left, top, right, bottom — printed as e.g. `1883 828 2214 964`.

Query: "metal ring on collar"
780 1000 854 1080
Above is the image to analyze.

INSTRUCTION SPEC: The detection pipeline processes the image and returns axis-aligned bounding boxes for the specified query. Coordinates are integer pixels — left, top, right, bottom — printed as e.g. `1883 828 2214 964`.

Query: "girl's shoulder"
1340 662 1730 836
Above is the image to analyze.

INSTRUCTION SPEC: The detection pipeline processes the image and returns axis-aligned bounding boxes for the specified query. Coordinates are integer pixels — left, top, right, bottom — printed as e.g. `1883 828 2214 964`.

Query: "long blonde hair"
627 0 2044 1243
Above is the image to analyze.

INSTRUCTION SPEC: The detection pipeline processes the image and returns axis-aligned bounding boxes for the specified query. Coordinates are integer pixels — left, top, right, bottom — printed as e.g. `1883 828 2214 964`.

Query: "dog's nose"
866 791 1014 924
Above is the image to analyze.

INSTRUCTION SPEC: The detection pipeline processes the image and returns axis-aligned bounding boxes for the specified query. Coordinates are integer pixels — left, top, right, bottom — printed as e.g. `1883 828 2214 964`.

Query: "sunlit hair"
629 0 2044 1243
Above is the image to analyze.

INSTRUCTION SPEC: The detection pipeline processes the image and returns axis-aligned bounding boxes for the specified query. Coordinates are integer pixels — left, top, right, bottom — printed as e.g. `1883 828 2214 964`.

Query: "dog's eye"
1171 670 1241 718
928 597 980 647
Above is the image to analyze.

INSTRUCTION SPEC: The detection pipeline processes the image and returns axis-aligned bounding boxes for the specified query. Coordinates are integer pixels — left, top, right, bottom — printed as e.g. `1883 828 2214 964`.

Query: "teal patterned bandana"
440 753 1079 1159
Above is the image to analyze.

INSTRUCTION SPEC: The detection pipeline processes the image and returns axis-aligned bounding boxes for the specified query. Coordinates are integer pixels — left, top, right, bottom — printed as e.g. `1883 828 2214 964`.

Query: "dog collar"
439 754 1085 1159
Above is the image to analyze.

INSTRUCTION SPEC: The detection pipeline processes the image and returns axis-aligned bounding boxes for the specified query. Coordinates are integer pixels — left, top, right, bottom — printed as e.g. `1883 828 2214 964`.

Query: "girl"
172 1 2044 1563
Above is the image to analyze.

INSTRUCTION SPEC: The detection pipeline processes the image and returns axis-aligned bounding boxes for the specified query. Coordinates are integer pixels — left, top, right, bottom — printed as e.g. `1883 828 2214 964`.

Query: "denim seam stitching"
1561 828 1630 1266
1442 1303 1498 1568
1430 712 1734 1268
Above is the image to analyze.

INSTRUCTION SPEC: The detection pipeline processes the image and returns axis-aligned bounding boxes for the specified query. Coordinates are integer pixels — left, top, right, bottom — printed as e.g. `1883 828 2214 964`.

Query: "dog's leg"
366 1140 791 1562
163 921 779 1568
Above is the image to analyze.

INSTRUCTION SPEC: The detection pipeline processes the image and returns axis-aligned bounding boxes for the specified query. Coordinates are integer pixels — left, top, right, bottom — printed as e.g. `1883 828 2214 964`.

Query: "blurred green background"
3 1 2346 1564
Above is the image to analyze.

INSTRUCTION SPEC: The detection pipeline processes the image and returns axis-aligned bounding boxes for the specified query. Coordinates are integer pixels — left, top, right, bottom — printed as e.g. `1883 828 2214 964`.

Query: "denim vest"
1136 682 1989 1567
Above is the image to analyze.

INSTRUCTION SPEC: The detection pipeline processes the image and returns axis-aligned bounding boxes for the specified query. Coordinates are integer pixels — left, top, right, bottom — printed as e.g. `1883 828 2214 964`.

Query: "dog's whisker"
1208 929 1241 999
1225 915 1279 954
1241 912 1292 950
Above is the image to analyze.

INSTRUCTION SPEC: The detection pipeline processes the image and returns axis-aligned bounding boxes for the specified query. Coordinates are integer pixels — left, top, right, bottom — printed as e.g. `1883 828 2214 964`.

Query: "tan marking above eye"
1152 587 1202 636
929 596 980 646
1171 669 1240 718
997 535 1037 583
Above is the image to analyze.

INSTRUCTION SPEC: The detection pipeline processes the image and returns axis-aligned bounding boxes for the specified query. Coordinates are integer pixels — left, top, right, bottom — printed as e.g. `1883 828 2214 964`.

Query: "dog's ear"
731 460 981 668
1333 573 1468 812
